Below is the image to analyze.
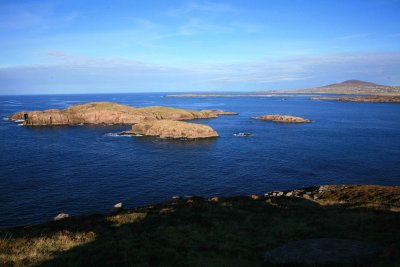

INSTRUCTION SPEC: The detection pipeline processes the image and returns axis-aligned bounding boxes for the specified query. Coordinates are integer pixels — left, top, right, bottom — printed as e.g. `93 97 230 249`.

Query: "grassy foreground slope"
1 185 399 267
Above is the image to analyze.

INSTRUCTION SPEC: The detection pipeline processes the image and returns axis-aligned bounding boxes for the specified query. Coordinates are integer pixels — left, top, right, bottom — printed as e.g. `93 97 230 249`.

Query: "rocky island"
254 115 311 123
7 102 233 140
1 184 399 266
128 120 219 139
8 102 236 126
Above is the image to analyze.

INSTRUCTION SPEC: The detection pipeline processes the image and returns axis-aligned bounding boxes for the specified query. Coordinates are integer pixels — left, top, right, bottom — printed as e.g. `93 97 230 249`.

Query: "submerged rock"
129 120 219 139
8 102 234 126
233 132 253 137
254 114 311 123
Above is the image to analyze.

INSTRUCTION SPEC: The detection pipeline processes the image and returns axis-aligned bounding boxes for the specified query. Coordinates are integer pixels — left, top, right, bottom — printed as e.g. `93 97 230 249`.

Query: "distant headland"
294 80 400 95
166 80 400 99
311 95 400 103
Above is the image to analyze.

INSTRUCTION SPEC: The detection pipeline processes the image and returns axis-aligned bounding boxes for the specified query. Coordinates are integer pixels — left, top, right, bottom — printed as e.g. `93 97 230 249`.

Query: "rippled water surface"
1 93 400 227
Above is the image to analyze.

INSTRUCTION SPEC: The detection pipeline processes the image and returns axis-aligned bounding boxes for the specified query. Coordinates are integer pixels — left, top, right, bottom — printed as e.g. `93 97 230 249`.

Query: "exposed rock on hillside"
129 119 219 139
265 184 400 211
254 115 311 123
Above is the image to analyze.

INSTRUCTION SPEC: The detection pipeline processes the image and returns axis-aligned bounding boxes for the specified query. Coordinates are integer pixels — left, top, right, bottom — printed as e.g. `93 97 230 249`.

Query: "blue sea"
1 93 400 228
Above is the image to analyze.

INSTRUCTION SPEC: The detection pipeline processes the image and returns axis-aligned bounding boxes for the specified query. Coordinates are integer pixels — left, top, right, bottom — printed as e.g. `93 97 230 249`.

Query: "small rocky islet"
254 114 312 123
128 119 219 139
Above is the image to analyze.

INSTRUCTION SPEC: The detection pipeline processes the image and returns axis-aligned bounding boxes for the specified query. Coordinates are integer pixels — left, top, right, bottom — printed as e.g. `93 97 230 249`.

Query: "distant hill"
166 80 400 98
296 80 400 95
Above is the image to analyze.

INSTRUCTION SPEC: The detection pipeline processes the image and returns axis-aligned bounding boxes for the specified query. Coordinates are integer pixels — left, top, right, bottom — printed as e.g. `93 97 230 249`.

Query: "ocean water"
1 93 400 228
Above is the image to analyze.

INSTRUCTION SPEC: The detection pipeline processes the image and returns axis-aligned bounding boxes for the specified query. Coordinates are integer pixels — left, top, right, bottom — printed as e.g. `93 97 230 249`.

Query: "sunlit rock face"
130 119 219 139
8 102 236 126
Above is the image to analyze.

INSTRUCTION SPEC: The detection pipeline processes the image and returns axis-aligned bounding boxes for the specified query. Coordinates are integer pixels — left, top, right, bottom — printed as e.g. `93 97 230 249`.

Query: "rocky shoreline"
1 184 399 266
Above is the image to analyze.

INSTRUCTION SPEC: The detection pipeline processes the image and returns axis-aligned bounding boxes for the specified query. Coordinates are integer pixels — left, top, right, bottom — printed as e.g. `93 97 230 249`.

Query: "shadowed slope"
1 185 399 266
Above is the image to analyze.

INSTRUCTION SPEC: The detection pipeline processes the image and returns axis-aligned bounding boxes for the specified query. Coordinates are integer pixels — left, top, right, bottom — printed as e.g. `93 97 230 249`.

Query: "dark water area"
1 93 400 227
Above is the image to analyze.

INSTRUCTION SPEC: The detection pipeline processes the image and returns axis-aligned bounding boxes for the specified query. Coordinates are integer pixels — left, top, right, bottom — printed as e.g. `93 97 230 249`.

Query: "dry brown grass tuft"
107 212 147 226
0 230 95 266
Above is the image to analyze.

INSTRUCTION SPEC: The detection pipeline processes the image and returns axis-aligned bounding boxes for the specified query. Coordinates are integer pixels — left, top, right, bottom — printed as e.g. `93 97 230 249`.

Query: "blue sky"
0 0 399 94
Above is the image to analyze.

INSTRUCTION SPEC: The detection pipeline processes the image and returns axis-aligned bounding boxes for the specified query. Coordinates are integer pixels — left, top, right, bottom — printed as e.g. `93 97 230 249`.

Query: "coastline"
1 184 399 266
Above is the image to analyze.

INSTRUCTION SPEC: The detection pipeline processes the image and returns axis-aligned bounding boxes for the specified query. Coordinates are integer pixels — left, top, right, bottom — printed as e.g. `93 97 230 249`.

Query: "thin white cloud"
231 21 267 33
194 52 400 84
177 18 233 35
198 75 310 84
336 32 374 40
1 51 399 93
166 1 237 17
43 50 174 71
0 2 78 32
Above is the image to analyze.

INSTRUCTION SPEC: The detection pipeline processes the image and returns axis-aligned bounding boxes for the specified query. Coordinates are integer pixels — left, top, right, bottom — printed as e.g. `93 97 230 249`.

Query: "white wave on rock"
104 132 133 137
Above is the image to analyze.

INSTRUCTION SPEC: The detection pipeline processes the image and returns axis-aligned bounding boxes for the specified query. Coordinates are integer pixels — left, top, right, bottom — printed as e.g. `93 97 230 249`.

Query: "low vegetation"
1 185 399 266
